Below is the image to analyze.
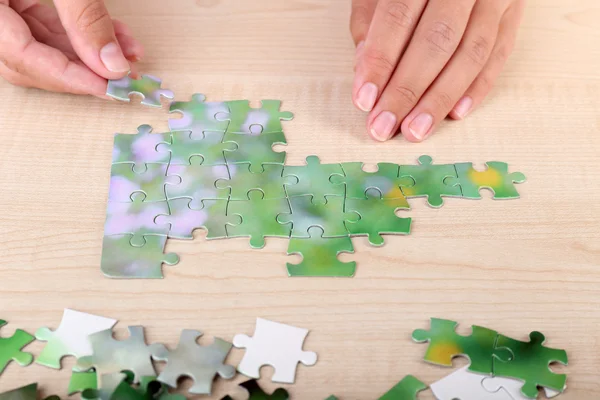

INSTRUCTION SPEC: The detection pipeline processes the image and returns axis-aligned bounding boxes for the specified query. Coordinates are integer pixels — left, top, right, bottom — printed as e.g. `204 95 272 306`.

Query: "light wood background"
0 0 599 399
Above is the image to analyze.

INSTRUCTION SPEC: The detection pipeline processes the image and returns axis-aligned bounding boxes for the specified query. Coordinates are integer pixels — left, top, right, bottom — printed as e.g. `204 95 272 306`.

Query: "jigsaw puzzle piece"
216 163 293 200
276 195 359 238
225 380 289 400
430 366 512 400
344 191 411 246
109 163 180 203
156 198 231 240
0 383 38 400
447 162 527 199
331 162 406 200
0 320 34 375
412 318 507 374
222 131 287 172
152 329 235 395
482 374 563 400
165 162 230 201
283 156 345 203
286 226 356 277
218 100 293 134
104 193 170 247
35 309 117 369
493 331 568 398
398 155 462 207
112 125 171 165
106 73 174 107
168 93 230 134
69 371 98 395
101 234 179 279
157 130 235 166
324 397 339 400
378 375 428 400
226 190 291 248
233 318 317 384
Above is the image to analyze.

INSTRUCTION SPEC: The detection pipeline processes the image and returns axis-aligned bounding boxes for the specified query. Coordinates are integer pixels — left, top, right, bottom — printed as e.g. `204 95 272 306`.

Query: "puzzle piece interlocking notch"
0 319 34 375
216 99 294 134
378 375 428 400
168 93 230 134
35 308 117 369
233 318 317 384
222 131 288 173
446 161 527 199
282 155 345 204
329 162 405 200
106 73 174 107
492 331 568 398
482 373 564 399
152 329 235 395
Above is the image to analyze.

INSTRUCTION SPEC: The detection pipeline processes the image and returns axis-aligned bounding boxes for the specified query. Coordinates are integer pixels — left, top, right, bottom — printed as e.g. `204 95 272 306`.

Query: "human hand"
0 0 143 97
351 0 525 142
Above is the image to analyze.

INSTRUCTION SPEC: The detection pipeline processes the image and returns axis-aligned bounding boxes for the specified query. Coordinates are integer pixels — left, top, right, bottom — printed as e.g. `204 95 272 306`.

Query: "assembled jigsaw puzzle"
101 79 527 279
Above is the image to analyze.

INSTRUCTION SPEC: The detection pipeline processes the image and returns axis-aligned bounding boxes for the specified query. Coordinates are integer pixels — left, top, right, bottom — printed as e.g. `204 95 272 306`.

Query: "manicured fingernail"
453 96 473 119
370 111 397 141
409 113 434 141
356 82 378 112
100 42 130 73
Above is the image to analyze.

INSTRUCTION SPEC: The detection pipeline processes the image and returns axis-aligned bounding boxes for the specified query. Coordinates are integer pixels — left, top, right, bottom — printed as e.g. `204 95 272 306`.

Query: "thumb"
53 0 131 79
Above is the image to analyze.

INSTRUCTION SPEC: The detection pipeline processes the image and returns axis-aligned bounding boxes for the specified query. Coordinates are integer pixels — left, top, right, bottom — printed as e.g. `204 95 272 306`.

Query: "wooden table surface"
1 0 599 398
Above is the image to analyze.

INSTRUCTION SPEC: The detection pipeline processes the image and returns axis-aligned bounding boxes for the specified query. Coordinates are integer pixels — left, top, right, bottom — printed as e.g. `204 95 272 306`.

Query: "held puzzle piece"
35 308 117 369
0 319 34 375
106 73 174 107
378 375 428 400
233 317 317 384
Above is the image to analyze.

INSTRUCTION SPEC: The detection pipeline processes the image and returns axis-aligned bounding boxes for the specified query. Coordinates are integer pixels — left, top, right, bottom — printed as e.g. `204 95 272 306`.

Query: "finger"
450 0 525 120
400 0 509 142
0 6 106 95
353 0 427 112
367 0 476 141
53 0 131 78
350 0 377 45
0 59 34 88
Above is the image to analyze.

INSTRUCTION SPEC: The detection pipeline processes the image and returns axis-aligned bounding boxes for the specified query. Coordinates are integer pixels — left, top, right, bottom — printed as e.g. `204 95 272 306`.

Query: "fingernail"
452 96 473 119
356 82 378 112
100 42 130 73
370 111 397 141
409 113 434 141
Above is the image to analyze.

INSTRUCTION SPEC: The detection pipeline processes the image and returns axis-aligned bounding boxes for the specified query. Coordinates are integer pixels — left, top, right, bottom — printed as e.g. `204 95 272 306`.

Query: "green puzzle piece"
283 156 345 204
157 130 235 166
216 163 295 200
223 131 287 173
112 125 171 165
219 100 293 134
109 163 180 203
331 162 405 200
106 73 174 107
378 375 427 400
0 320 34 375
412 318 510 374
448 161 527 199
239 380 289 400
168 93 230 134
494 331 568 398
286 226 356 277
226 189 292 248
344 191 411 246
69 371 98 395
398 155 462 208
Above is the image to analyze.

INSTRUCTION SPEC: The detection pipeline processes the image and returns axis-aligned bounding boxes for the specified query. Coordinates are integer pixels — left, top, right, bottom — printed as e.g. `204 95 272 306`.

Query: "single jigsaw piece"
157 130 235 166
282 156 345 203
152 329 235 395
234 318 317 384
378 375 428 400
165 161 230 201
286 226 356 277
215 163 294 200
109 163 180 203
68 371 98 396
344 190 411 246
106 73 174 107
222 131 287 172
112 125 171 165
35 308 117 369
218 99 293 134
226 189 292 248
398 155 462 207
101 234 179 279
331 162 405 199
156 198 231 240
447 161 527 199
493 331 568 398
0 320 34 375
168 93 230 134
0 383 58 400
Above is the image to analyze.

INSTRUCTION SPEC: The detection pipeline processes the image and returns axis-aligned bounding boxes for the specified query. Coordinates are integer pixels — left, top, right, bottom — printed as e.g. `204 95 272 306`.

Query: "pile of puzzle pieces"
102 74 527 279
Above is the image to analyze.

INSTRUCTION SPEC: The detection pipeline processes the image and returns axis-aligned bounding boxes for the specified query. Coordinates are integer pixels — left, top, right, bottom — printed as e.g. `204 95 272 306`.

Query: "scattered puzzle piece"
430 366 512 400
226 190 292 248
218 100 293 134
106 74 174 107
101 234 179 279
331 162 404 200
112 125 171 165
165 161 230 201
493 331 568 398
152 329 235 395
482 374 563 399
344 190 411 246
223 131 287 172
282 156 345 203
233 380 290 400
35 309 117 369
447 162 527 199
286 226 356 277
234 318 317 383
156 198 231 240
157 130 235 166
378 375 427 400
168 93 230 134
69 371 98 395
216 163 294 200
0 319 34 375
109 163 180 203
412 318 510 374
398 155 462 207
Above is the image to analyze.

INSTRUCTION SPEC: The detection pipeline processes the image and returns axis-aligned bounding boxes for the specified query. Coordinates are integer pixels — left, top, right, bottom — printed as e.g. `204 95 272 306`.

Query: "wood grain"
0 0 599 399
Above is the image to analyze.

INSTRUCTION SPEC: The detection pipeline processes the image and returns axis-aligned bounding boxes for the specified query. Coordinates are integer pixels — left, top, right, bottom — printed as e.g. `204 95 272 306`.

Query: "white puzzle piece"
430 366 513 400
233 317 317 383
482 375 564 399
35 308 117 369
